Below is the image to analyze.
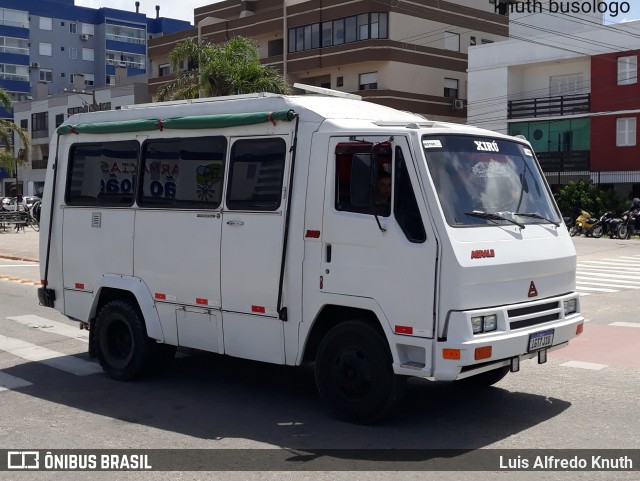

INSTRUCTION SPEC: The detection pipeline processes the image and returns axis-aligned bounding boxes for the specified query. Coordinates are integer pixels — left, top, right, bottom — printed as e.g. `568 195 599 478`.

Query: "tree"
0 87 30 180
555 180 628 218
156 36 291 101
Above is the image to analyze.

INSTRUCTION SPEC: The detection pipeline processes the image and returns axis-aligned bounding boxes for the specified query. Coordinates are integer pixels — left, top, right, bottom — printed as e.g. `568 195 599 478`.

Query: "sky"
73 1 640 26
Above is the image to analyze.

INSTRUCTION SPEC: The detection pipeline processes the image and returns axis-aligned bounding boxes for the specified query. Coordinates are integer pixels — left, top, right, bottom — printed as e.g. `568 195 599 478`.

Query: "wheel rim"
330 346 374 401
104 316 134 368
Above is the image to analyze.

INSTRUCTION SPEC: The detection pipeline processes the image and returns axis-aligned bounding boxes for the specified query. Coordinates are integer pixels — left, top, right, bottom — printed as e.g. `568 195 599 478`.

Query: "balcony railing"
537 150 590 172
32 158 48 169
508 94 590 119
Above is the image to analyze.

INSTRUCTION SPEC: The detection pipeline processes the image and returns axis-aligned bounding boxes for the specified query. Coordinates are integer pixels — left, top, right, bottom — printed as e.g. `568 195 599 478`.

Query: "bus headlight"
564 298 577 316
471 314 497 334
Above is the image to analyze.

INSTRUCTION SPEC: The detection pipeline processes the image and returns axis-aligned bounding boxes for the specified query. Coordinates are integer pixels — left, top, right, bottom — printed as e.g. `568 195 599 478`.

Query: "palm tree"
0 87 30 182
157 36 290 101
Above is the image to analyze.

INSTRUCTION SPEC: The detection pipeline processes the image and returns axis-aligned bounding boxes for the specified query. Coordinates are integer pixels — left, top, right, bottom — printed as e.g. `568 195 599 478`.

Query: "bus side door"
220 136 291 364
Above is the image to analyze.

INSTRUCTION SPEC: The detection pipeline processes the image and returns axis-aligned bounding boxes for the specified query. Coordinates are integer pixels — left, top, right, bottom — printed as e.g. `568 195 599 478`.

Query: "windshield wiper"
515 212 560 227
465 210 526 229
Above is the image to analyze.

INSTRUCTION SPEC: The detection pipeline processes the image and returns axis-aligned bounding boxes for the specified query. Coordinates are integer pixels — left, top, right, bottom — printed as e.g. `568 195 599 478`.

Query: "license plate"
528 329 554 352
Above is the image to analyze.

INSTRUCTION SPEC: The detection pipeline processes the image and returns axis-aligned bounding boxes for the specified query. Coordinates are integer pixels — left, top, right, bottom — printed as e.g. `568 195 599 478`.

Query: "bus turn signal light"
474 346 492 360
443 349 461 360
576 323 584 335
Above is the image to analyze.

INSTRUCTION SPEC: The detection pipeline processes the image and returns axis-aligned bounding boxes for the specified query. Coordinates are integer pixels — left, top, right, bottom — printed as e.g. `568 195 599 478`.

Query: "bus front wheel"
315 320 405 424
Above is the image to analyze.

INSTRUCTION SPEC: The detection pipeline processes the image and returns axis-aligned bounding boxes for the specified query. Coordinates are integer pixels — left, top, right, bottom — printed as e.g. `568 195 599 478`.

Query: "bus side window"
66 141 139 207
226 137 287 211
138 136 227 209
394 146 426 243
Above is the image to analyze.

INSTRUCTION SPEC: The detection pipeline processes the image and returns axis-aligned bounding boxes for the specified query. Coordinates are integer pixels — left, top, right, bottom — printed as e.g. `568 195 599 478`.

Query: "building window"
0 8 29 28
69 47 77 60
359 72 377 90
70 23 77 34
158 64 170 76
39 69 53 82
336 76 344 87
617 55 637 86
81 24 95 36
61 72 65 77
31 112 49 139
39 42 53 56
69 73 75 84
82 48 95 62
444 31 460 52
268 39 283 57
549 73 585 96
0 63 29 81
84 73 95 87
55 113 65 128
105 23 146 45
39 17 52 30
617 117 637 147
0 36 29 55
20 119 27 129
470 36 477 46
444 78 459 98
481 39 494 44
106 74 115 85
288 12 388 53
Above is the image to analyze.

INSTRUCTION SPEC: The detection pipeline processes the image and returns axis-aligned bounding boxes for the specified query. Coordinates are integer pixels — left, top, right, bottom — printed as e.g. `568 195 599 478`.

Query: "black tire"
315 321 405 424
569 225 579 237
457 366 510 388
94 299 158 380
617 224 630 239
591 225 603 238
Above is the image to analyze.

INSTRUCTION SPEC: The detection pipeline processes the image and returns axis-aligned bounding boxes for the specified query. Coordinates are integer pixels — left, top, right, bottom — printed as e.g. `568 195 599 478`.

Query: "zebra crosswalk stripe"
0 336 102 376
8 315 89 343
0 371 33 391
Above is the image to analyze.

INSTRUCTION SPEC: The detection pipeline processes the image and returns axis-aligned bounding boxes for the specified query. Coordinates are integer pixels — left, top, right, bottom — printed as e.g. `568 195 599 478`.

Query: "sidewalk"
0 228 40 262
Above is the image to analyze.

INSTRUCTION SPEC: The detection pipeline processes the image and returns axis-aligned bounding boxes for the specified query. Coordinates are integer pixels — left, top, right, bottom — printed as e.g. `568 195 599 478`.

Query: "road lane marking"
560 361 607 370
610 322 640 328
573 285 617 292
8 315 89 343
0 337 101 376
576 271 640 281
576 275 640 285
575 281 639 289
0 372 33 392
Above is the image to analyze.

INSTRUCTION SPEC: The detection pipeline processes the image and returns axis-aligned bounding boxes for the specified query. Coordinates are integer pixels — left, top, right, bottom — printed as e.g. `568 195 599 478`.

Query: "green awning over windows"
57 109 297 135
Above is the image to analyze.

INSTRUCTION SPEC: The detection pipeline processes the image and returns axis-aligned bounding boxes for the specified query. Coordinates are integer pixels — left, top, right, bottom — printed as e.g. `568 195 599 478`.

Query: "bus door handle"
226 220 244 226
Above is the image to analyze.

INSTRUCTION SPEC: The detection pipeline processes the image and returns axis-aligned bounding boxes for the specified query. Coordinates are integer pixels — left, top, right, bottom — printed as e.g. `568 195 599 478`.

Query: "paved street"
0 232 639 480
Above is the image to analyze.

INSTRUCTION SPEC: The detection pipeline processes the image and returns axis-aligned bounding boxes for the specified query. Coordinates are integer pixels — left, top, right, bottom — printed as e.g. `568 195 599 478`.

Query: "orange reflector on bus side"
576 323 584 335
443 349 460 360
475 346 492 360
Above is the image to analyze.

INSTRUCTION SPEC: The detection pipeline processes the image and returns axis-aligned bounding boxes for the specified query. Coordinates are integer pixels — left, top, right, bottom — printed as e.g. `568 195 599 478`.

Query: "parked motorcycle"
569 210 599 237
593 211 618 238
616 209 640 239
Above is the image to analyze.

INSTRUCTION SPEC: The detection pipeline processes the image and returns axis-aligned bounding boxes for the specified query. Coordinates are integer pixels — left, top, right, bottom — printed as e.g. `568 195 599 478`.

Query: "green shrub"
555 180 627 218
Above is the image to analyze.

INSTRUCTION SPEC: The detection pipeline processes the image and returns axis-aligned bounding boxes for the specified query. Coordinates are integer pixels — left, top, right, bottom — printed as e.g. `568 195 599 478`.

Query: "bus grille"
508 301 561 330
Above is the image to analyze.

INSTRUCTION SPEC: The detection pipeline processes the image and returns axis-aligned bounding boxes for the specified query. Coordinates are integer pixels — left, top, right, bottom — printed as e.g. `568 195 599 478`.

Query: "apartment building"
148 0 508 122
468 14 640 197
0 0 192 196
0 0 191 106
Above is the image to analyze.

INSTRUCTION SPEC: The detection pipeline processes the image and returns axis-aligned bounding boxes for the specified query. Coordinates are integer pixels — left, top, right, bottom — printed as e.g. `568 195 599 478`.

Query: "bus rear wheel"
315 321 405 424
95 299 157 380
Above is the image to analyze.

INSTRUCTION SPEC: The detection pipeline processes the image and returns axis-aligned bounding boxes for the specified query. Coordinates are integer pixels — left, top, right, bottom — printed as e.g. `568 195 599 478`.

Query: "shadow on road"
4 348 571 463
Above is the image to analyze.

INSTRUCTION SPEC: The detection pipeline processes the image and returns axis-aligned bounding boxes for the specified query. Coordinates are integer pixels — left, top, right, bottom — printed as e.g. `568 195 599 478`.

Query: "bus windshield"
422 135 560 228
